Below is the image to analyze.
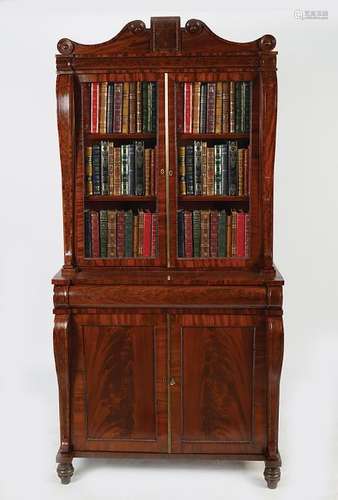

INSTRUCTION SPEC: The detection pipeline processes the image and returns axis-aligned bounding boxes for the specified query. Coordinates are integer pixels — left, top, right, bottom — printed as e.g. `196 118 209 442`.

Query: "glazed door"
170 313 267 454
72 312 168 452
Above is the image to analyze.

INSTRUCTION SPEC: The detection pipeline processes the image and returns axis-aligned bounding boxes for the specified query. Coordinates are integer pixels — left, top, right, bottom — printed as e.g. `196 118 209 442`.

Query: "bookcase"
53 17 284 488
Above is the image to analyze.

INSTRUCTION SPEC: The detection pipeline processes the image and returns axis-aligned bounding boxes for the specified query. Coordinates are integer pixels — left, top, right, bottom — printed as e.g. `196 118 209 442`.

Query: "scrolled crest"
185 19 205 34
57 38 74 55
259 34 276 51
127 20 146 34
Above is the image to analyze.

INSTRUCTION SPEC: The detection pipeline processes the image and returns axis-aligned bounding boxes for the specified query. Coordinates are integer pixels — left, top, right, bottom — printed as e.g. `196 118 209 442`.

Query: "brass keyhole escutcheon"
169 377 176 386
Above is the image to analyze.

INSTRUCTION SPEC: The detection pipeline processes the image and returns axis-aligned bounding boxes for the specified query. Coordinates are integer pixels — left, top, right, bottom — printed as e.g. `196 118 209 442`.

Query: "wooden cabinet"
53 17 284 489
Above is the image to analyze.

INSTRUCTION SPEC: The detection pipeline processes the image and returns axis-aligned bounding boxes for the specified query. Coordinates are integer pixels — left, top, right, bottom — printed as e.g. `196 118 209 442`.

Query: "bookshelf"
53 17 284 489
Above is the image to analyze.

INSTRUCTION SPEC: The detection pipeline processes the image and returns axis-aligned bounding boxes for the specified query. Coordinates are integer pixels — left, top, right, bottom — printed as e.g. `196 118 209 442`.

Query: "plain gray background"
1 1 338 499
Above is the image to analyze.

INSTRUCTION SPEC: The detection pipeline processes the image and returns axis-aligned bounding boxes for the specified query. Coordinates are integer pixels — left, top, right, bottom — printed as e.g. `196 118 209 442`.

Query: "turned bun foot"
264 462 281 489
57 462 74 484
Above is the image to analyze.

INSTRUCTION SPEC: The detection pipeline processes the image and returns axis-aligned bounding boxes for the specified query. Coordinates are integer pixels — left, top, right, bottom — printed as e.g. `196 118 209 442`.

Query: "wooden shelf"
178 133 250 140
86 132 156 141
178 195 249 203
85 195 156 202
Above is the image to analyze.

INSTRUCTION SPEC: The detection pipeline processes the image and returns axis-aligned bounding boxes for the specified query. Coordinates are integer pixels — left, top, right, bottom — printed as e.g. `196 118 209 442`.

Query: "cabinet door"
170 313 266 454
72 313 167 452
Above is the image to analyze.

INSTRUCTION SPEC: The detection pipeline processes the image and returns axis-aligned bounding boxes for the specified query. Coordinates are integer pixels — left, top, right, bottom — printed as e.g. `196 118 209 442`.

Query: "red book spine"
210 211 219 257
116 211 125 257
151 213 158 257
237 212 246 257
183 83 192 133
143 212 152 257
177 82 184 132
90 83 99 133
184 211 193 258
245 213 251 257
90 211 100 257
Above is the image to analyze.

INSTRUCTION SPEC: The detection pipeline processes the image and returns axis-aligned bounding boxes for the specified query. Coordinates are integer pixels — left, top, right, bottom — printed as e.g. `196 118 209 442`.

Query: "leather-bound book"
128 143 135 195
192 210 201 257
151 213 158 257
200 210 210 258
221 142 228 195
121 144 129 194
122 82 130 133
138 211 144 256
206 147 215 195
133 214 139 257
136 81 142 133
108 142 114 195
228 141 238 195
177 209 185 257
151 82 157 133
214 144 222 195
245 213 250 257
99 210 108 257
92 142 101 195
144 148 151 195
100 141 109 195
183 82 192 133
226 213 232 257
90 82 99 133
90 210 100 258
142 81 148 133
243 148 249 195
84 209 92 257
147 82 153 133
240 82 246 133
113 82 123 133
215 82 223 134
222 81 230 133
99 82 108 133
116 211 125 257
185 144 194 195
194 141 202 195
106 82 114 134
143 212 152 257
192 82 201 133
244 81 251 133
235 82 242 133
107 210 117 257
210 210 219 257
178 146 186 195
129 82 136 133
206 83 216 133
124 210 133 257
201 141 208 194
229 81 235 133
237 148 243 196
150 148 155 195
135 141 144 195
231 211 237 257
113 146 121 195
199 83 207 133
85 146 93 196
218 210 227 257
184 210 193 258
176 82 184 133
236 211 245 257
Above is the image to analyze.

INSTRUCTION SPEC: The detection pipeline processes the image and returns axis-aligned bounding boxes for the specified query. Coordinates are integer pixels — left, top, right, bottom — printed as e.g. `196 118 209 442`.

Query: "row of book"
86 141 155 196
90 82 157 134
178 209 250 258
178 81 251 134
178 141 249 196
84 210 158 258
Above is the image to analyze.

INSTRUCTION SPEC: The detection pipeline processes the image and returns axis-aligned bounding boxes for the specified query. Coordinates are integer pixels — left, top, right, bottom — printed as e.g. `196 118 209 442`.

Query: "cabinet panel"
170 313 267 454
71 313 167 452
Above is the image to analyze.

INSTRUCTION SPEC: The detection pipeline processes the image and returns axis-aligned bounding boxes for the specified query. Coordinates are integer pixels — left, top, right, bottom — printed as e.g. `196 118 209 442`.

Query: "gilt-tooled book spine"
194 141 202 195
128 143 135 196
193 210 201 257
151 213 158 257
206 147 215 195
142 81 148 133
215 82 223 134
90 210 100 258
218 210 227 258
235 82 242 133
84 209 91 257
210 210 219 258
113 83 123 133
150 148 155 196
199 83 207 133
135 141 144 195
108 142 114 195
144 148 151 196
231 211 237 257
192 82 201 133
107 210 117 257
85 146 93 196
237 212 245 257
122 82 130 134
177 209 185 257
222 81 229 133
99 82 108 133
90 82 99 133
117 211 125 257
227 213 232 257
240 82 246 133
184 210 193 258
136 81 142 133
243 148 249 195
133 214 139 257
106 82 114 134
201 141 208 195
185 145 194 195
176 82 184 133
200 210 210 258
147 82 153 133
92 142 101 195
143 212 152 257
138 211 144 256
244 81 251 133
129 82 136 133
113 147 121 195
178 146 186 195
238 148 244 196
100 141 109 195
99 210 108 257
206 83 216 133
229 81 235 133
214 144 222 195
121 144 129 195
245 213 250 257
183 82 192 133
221 143 228 196
151 82 157 133
228 141 238 196
124 210 133 257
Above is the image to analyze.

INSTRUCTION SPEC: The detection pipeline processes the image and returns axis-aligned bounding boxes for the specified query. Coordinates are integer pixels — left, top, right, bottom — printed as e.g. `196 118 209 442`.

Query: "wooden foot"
57 462 74 484
264 462 281 489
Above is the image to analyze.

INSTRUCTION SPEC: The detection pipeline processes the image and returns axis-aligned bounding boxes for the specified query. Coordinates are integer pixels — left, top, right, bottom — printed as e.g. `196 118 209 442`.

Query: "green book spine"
218 210 226 257
142 81 148 133
228 141 238 196
121 144 129 194
214 144 222 195
151 82 157 133
235 82 242 133
193 210 201 257
194 141 202 195
124 210 133 257
99 210 108 257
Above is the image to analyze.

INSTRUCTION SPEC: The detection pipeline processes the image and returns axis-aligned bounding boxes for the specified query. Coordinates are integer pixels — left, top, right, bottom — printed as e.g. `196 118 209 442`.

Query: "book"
177 82 184 132
142 81 148 133
228 141 238 195
210 211 219 257
192 210 201 257
138 211 144 256
178 146 186 195
218 210 227 257
221 142 228 196
229 81 235 133
183 82 192 133
90 82 99 133
113 82 123 132
151 213 158 257
185 144 194 195
107 210 117 257
92 142 101 195
124 210 133 257
99 210 108 257
236 212 245 257
100 141 109 195
144 148 151 195
184 210 193 258
193 141 202 195
128 143 135 195
129 82 136 133
200 210 210 257
113 146 121 195
192 82 201 133
206 147 215 195
90 211 100 257
99 82 108 133
108 142 114 195
222 81 230 133
135 141 144 195
200 83 207 133
151 82 157 133
136 81 142 133
117 210 125 257
177 210 185 257
85 146 93 196
122 82 130 133
215 82 223 134
235 82 242 134
206 83 216 133
121 144 129 194
106 82 114 134
214 144 222 195
143 212 152 257
201 141 208 195
84 209 91 257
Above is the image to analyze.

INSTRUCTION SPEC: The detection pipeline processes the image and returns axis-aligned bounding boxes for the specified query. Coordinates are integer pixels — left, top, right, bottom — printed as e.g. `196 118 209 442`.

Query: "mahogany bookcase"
53 17 284 488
